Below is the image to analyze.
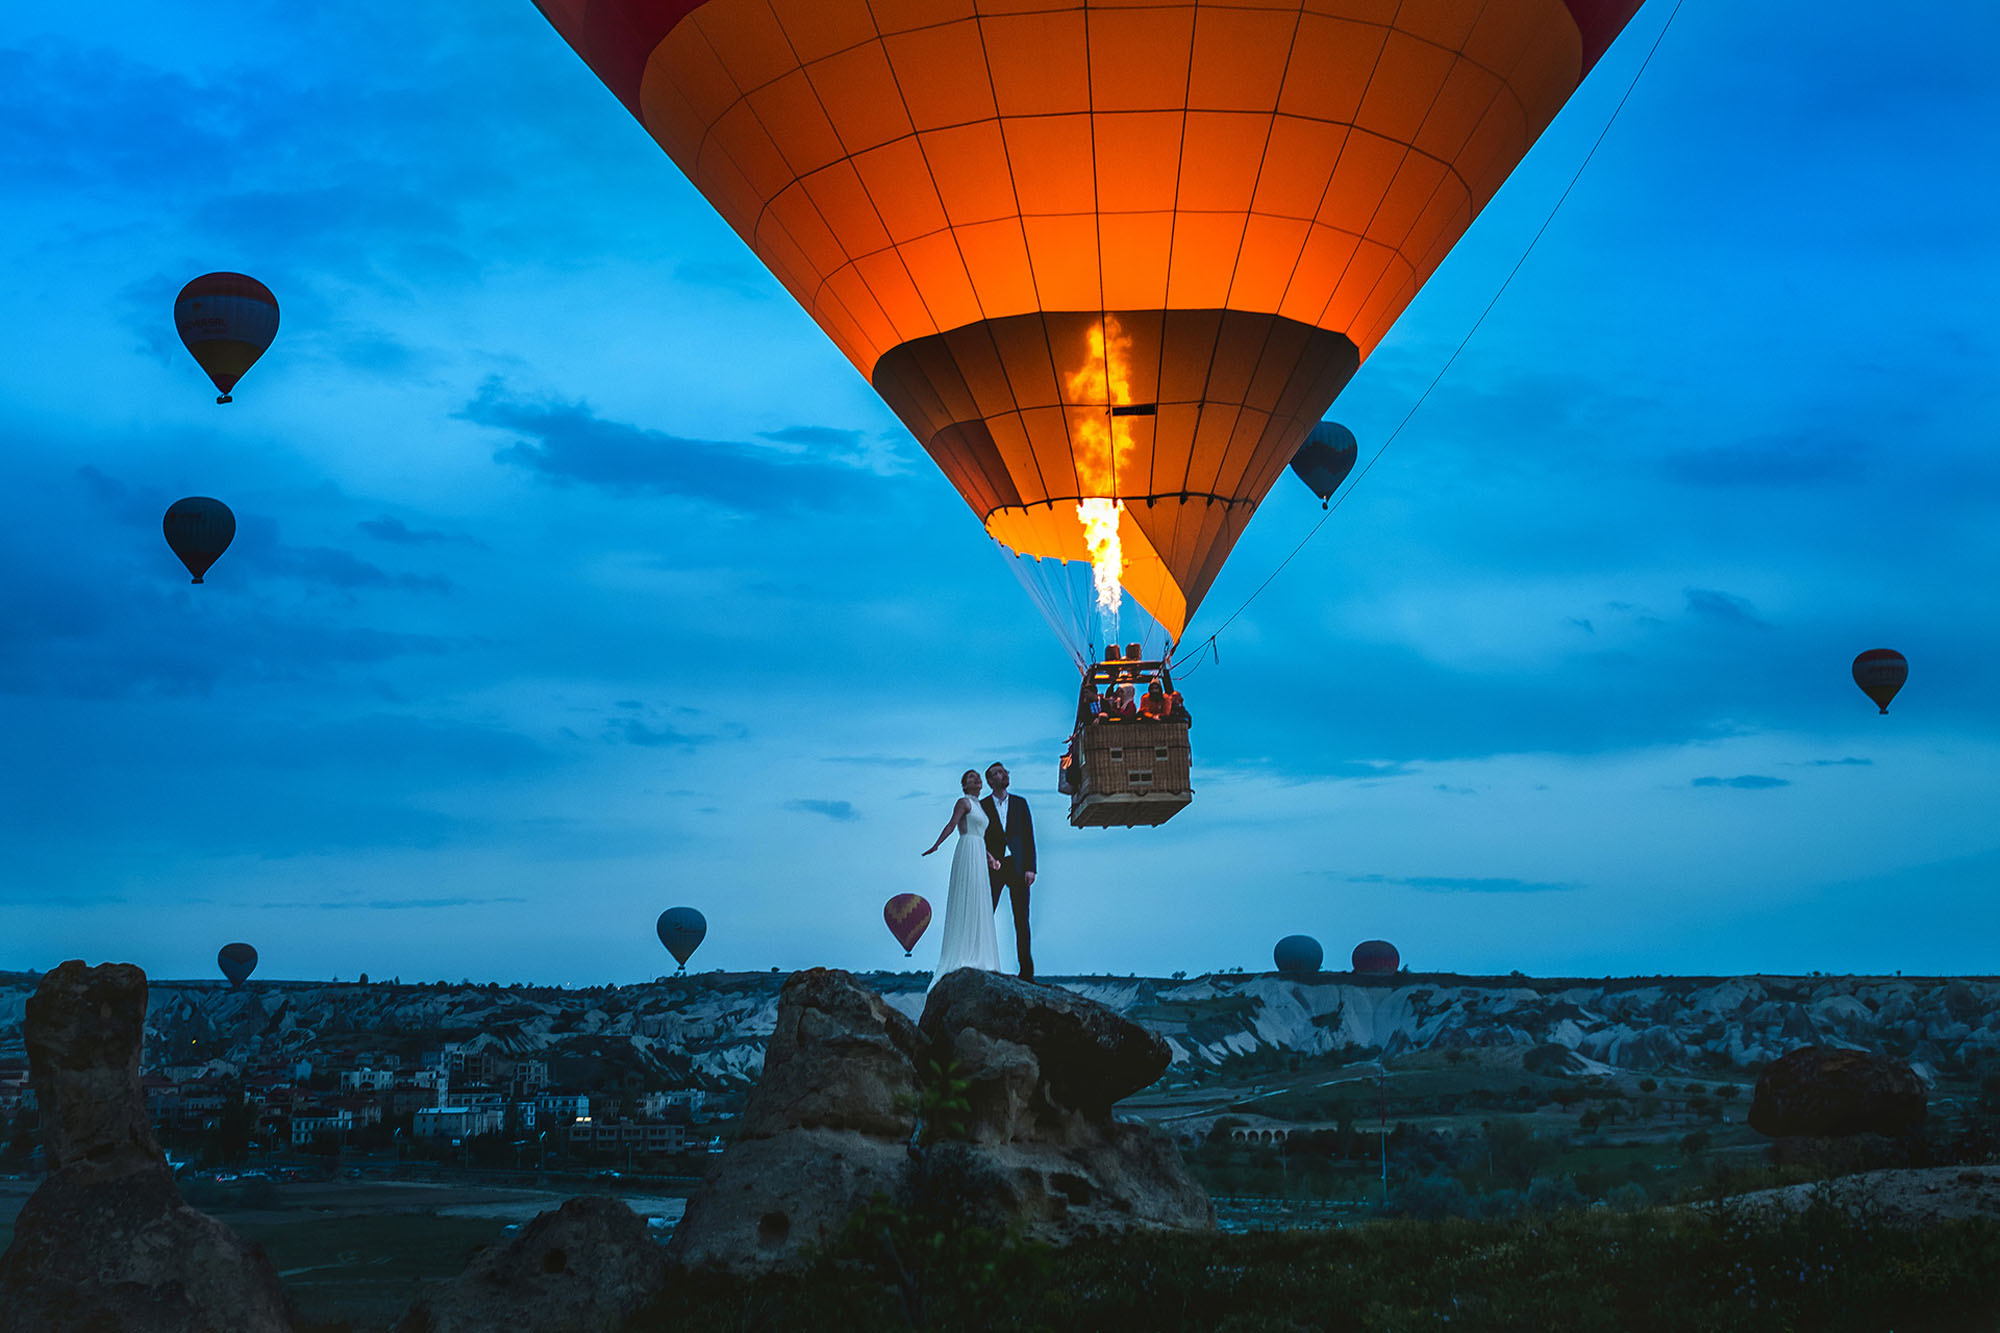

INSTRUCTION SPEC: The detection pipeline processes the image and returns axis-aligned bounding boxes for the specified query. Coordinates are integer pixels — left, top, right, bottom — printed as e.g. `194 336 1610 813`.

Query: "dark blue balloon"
1273 934 1323 976
163 497 236 583
217 942 258 988
1289 423 1359 507
656 907 707 972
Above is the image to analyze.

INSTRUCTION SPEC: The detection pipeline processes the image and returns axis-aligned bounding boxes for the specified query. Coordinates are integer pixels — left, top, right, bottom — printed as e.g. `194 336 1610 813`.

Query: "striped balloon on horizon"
884 893 932 957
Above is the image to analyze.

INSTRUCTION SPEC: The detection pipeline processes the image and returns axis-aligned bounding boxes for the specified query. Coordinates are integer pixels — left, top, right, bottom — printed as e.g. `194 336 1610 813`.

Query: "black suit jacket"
981 793 1036 875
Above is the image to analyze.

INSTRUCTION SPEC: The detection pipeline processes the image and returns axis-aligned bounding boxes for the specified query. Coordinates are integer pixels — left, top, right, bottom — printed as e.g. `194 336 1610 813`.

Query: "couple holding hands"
921 761 1038 989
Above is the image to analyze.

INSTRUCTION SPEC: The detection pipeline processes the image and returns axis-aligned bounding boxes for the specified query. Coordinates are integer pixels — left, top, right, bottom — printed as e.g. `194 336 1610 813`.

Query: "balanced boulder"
919 970 1211 1242
921 968 1169 1117
672 967 1210 1273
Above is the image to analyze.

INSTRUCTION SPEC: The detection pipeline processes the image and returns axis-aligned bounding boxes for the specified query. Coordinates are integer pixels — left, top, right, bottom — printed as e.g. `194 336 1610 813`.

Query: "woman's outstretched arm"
922 797 970 855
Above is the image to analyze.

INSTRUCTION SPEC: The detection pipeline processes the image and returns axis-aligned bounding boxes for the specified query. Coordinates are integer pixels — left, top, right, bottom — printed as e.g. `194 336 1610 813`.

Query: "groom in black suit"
981 762 1038 981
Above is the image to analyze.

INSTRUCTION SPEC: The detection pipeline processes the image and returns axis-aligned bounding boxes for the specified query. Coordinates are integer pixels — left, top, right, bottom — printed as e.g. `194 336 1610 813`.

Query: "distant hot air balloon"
175 273 279 403
883 894 934 957
1352 940 1400 975
218 942 258 989
1289 423 1359 508
531 1 1646 665
656 907 707 975
1273 934 1323 977
163 497 236 584
1852 649 1908 714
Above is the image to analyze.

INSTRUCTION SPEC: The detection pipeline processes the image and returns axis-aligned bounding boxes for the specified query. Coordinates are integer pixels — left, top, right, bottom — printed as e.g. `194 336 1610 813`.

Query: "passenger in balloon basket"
1140 681 1169 720
982 763 1039 983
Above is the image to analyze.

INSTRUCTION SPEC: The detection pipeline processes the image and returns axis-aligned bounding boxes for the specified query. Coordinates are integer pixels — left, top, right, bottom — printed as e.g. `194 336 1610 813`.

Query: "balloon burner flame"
1065 317 1136 641
1077 497 1124 634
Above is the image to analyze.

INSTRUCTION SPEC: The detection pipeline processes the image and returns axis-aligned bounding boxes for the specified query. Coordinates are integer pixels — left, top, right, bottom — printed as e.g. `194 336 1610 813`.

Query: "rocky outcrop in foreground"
0 961 294 1333
1750 1045 1928 1138
395 1195 668 1333
672 968 1210 1272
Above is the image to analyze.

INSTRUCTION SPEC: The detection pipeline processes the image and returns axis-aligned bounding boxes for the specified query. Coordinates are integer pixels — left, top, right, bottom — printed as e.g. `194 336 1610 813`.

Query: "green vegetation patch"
232 1213 510 1332
648 1200 2000 1331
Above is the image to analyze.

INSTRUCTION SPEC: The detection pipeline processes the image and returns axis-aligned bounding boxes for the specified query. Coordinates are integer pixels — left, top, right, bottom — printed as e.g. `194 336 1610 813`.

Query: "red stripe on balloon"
177 273 276 306
572 0 712 114
1561 0 1647 74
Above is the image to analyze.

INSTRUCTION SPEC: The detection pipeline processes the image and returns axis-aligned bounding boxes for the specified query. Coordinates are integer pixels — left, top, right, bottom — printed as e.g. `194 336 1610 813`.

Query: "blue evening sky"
4 2 1996 984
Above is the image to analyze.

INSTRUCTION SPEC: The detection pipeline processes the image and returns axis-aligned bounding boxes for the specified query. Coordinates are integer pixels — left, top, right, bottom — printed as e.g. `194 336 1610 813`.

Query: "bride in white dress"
920 768 1002 991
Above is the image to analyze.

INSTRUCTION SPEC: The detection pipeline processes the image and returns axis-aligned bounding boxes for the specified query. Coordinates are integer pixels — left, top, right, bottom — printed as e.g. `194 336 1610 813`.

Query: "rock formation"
10 970 2000 1092
919 969 1213 1243
1749 1045 1927 1139
395 1196 668 1333
672 968 925 1270
671 967 1209 1272
0 960 295 1333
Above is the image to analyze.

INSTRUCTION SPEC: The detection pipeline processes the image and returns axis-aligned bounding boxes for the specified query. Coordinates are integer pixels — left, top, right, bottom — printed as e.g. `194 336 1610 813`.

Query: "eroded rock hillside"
1 970 1995 1087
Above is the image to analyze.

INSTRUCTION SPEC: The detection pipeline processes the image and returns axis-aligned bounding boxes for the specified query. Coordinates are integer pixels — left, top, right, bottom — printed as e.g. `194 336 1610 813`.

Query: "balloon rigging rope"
1175 0 1687 680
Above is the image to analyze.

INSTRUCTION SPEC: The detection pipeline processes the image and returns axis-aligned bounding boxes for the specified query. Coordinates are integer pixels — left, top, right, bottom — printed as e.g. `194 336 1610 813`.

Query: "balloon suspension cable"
1174 0 1686 682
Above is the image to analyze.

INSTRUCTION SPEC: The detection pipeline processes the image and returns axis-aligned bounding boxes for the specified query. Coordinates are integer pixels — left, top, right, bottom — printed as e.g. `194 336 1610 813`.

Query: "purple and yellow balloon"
175 273 278 404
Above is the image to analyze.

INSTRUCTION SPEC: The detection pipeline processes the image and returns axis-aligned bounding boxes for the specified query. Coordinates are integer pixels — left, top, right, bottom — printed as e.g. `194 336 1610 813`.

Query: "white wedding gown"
930 798 1001 991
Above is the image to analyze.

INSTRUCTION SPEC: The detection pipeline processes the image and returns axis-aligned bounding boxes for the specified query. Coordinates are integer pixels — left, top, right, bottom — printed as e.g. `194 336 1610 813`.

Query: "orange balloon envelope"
883 893 932 957
1852 649 1907 714
534 0 1643 639
175 273 279 403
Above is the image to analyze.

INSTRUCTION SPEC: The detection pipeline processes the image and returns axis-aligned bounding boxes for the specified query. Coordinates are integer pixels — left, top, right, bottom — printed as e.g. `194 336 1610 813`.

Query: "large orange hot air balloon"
533 0 1643 650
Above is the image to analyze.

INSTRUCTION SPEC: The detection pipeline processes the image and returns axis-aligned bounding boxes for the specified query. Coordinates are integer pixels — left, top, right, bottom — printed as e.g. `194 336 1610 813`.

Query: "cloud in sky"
1664 435 1865 490
467 379 885 511
608 719 714 749
279 896 531 911
1345 874 1577 895
3 0 1999 981
359 515 479 547
1683 588 1771 630
786 799 859 822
